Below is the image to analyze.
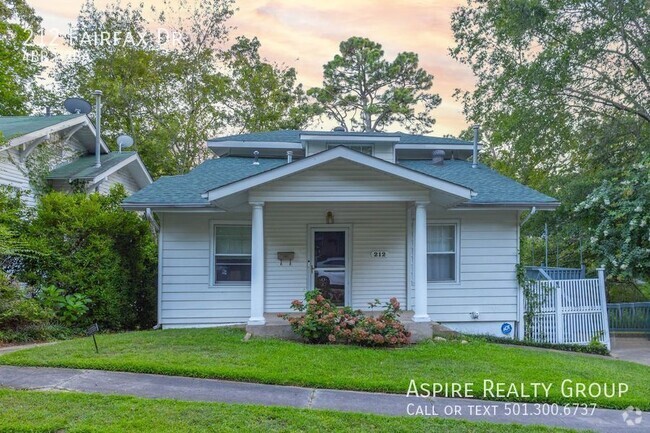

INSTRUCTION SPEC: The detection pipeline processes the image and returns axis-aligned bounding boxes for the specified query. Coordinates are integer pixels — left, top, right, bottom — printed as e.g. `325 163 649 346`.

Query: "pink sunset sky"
28 0 475 136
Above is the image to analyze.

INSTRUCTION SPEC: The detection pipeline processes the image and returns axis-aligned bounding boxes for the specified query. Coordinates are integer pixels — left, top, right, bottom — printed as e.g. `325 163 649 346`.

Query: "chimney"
432 149 445 166
286 150 293 163
472 124 480 169
253 150 260 165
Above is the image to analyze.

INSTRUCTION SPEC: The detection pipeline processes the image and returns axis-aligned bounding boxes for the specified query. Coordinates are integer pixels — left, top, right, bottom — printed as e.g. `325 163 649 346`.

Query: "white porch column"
248 202 265 325
413 202 431 322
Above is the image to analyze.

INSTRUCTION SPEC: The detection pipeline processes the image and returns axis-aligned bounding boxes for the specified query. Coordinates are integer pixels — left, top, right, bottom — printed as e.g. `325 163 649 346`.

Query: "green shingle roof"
0 114 84 139
48 152 136 181
209 130 474 146
399 160 558 205
124 154 558 208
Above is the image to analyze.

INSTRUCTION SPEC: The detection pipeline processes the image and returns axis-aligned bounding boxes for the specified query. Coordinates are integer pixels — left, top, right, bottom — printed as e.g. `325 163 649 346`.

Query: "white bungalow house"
0 114 151 205
123 130 559 338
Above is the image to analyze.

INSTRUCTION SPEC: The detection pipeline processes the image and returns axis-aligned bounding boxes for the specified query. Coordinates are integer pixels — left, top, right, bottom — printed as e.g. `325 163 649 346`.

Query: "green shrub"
38 285 91 326
282 290 411 347
17 185 157 330
0 271 61 343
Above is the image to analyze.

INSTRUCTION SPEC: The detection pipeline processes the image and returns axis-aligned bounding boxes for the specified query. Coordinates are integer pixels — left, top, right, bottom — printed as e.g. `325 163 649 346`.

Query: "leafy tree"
309 36 441 133
0 0 49 115
575 153 650 281
449 0 649 185
450 0 650 284
56 0 233 176
221 36 317 133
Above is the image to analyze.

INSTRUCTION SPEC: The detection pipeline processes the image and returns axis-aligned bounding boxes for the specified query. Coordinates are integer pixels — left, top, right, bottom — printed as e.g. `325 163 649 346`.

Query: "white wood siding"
0 148 35 206
415 209 519 323
0 135 87 206
250 159 429 202
98 167 140 195
264 202 407 312
158 205 519 327
160 212 251 327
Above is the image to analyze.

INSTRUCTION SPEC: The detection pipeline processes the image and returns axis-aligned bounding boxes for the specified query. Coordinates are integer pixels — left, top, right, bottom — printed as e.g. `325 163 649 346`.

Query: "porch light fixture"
326 211 334 224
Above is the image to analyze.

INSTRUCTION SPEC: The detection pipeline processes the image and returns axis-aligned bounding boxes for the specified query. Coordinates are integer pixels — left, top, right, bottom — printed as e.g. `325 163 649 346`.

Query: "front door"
310 228 349 306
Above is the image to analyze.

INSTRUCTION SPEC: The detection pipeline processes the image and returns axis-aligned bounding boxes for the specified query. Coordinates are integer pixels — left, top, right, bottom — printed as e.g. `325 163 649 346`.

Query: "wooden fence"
524 268 610 349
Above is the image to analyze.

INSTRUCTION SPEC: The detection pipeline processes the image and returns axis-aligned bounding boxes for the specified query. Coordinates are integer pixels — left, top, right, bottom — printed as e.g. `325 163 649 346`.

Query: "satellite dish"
63 97 92 115
117 134 134 152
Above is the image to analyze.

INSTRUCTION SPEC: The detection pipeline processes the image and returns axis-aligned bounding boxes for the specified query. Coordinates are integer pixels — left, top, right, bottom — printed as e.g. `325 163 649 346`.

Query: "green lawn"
0 389 580 433
1 328 648 410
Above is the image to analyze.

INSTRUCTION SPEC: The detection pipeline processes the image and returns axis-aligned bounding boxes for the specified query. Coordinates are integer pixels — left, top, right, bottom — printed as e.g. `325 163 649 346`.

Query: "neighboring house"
123 130 559 337
0 114 151 205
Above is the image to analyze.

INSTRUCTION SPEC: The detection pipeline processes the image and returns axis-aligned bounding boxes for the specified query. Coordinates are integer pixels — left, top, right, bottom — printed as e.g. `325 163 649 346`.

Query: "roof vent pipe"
253 150 260 165
93 90 103 168
286 150 293 163
432 149 445 166
472 124 480 169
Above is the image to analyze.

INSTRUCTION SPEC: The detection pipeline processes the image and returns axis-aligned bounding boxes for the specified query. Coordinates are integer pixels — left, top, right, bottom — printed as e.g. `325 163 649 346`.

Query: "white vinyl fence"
524 268 610 349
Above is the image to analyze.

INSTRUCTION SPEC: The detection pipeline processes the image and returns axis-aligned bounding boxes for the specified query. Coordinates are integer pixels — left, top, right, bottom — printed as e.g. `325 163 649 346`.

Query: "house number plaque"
370 251 388 258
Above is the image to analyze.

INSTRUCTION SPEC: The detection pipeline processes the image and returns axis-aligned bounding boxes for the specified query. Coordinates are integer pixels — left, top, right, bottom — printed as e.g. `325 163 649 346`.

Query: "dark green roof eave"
208 129 475 146
47 152 137 181
0 114 85 139
123 155 558 208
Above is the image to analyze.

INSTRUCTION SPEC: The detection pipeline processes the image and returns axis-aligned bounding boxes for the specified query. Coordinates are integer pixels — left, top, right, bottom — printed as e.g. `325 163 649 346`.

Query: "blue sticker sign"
501 323 512 335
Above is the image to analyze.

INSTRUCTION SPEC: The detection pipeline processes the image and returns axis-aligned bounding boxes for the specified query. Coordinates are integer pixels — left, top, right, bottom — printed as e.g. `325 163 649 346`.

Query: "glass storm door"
312 230 347 306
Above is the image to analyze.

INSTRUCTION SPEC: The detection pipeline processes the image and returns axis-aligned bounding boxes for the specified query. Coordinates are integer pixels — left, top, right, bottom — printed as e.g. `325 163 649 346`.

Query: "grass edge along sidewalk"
0 327 648 410
0 389 583 433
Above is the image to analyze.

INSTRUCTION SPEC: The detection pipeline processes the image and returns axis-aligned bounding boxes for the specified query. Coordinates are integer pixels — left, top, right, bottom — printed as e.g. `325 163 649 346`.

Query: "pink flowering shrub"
280 290 410 347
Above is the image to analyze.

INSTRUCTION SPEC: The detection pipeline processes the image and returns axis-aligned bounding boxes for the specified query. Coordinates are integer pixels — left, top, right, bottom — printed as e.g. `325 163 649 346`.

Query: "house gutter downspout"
146 207 162 330
145 208 160 232
520 206 537 227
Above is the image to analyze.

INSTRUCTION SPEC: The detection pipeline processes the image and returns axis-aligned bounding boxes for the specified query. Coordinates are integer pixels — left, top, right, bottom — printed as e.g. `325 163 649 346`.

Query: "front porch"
245 200 434 327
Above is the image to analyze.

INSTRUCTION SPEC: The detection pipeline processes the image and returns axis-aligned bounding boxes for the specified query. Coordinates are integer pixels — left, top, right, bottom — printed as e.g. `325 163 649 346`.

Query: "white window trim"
209 220 252 287
426 220 461 285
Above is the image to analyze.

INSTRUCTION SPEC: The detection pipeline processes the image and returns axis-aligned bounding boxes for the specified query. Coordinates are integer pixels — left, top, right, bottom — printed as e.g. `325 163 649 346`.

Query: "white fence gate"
524 268 610 349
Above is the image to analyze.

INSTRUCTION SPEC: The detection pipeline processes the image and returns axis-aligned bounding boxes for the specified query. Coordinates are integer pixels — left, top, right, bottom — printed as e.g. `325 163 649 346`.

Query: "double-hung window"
213 225 251 283
427 224 458 282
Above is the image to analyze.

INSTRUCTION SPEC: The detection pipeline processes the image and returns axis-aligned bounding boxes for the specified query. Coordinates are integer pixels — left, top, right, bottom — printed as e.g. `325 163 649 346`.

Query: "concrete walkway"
610 336 650 366
0 366 643 432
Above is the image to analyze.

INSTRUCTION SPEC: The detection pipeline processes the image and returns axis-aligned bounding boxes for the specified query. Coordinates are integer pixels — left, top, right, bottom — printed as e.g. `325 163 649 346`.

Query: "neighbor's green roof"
48 152 136 181
123 155 558 207
209 130 474 146
0 114 84 139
